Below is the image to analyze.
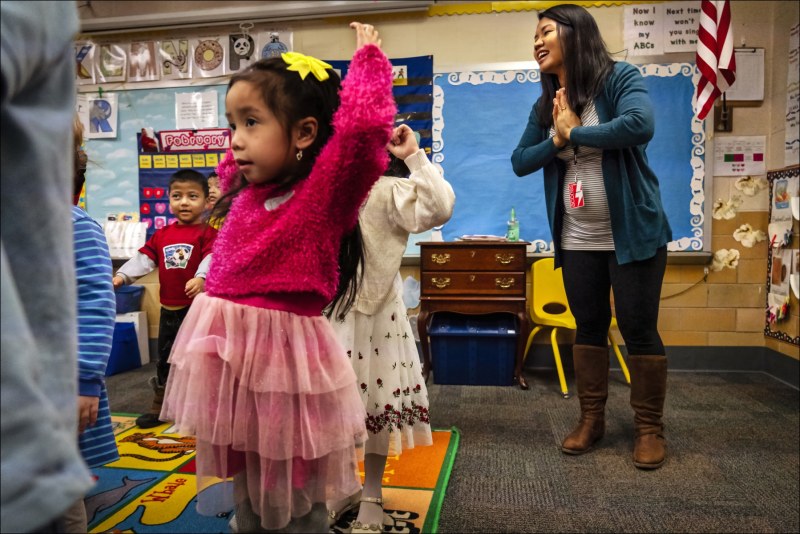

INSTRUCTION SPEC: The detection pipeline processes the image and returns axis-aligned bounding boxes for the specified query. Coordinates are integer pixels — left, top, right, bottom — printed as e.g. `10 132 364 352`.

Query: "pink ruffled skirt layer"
160 293 367 530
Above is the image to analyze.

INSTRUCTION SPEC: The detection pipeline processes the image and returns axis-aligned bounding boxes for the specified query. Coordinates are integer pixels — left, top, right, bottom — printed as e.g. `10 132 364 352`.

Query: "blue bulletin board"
429 62 706 255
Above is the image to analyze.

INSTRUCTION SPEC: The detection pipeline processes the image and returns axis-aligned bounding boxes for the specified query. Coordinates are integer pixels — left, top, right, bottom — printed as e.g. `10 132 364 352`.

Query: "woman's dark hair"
210 57 364 318
535 4 615 128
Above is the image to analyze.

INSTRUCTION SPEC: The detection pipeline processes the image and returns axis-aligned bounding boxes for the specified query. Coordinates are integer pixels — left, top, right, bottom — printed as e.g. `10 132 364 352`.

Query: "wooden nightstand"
417 241 531 389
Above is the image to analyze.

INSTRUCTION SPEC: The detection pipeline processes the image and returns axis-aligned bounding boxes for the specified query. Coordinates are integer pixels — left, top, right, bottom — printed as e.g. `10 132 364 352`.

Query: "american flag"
695 0 736 120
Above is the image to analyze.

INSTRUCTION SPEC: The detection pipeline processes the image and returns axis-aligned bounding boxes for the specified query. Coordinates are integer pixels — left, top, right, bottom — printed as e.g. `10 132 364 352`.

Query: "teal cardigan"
511 61 672 266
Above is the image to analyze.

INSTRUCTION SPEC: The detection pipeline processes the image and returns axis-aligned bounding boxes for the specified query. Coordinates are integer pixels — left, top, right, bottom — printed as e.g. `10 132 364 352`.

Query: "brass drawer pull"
432 277 451 289
495 277 515 289
469 275 476 282
431 253 451 264
495 253 515 264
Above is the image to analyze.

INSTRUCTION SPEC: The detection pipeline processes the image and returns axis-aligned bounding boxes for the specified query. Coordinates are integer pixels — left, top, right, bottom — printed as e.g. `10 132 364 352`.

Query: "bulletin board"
137 138 225 237
764 166 799 345
430 62 705 255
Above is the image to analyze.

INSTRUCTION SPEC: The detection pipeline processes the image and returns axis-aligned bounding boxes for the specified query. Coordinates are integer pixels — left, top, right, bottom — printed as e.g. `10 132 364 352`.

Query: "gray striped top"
551 101 615 250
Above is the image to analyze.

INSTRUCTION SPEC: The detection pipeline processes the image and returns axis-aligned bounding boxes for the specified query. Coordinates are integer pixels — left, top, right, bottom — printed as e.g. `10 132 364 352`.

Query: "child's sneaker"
135 376 166 429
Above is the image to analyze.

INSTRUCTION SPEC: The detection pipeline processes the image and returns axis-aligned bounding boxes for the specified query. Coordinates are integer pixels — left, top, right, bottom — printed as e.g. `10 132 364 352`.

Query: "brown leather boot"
136 376 166 429
629 354 668 469
561 345 609 455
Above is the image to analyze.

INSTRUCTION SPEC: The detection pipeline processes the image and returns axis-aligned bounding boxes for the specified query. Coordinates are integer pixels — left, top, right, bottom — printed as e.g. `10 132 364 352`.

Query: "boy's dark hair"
169 169 209 196
535 4 614 128
210 57 364 319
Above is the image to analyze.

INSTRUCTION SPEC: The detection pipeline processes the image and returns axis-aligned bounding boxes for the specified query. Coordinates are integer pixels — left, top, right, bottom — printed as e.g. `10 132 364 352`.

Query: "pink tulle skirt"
160 293 367 530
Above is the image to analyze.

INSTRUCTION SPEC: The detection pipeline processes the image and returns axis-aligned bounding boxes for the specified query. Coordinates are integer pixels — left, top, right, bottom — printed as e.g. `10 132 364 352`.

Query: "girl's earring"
296 150 303 161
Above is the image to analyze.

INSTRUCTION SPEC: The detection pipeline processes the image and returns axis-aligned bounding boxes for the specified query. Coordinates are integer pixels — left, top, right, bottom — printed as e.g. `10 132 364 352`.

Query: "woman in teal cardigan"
511 3 672 469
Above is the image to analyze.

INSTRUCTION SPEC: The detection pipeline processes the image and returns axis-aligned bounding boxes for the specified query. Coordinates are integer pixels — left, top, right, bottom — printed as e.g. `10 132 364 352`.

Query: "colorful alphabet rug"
87 415 459 533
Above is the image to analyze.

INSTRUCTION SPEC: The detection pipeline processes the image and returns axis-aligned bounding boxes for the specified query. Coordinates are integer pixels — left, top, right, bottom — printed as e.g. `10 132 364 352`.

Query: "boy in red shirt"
113 169 217 428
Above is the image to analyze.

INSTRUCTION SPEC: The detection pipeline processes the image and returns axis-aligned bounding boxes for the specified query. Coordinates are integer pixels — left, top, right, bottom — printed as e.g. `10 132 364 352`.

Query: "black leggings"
560 247 667 356
157 306 189 385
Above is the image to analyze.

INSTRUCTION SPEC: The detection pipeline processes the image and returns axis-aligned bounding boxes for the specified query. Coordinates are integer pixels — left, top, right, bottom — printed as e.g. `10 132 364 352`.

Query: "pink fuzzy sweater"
205 44 395 305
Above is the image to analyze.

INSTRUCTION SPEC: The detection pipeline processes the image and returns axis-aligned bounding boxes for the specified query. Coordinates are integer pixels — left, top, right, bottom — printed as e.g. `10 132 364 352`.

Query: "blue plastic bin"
429 313 517 386
106 322 142 376
115 285 144 314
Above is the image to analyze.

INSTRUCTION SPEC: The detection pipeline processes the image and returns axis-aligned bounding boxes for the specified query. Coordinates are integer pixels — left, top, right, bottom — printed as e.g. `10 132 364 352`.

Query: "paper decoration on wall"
734 175 768 196
104 220 147 259
174 92 220 130
258 31 293 59
712 195 742 219
767 246 792 323
82 92 118 139
229 33 256 72
767 172 798 247
710 248 740 271
96 43 127 83
732 223 766 248
76 42 96 85
160 39 192 80
129 41 160 82
192 37 226 78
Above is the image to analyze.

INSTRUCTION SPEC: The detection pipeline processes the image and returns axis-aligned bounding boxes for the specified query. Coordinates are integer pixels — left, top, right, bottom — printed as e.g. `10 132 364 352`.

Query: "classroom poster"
327 55 434 154
624 2 701 56
713 136 767 176
78 92 119 140
786 23 800 168
137 129 229 236
175 91 219 130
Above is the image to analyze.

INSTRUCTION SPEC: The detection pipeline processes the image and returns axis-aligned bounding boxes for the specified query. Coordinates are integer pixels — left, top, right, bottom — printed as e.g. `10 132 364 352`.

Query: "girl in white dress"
326 124 455 532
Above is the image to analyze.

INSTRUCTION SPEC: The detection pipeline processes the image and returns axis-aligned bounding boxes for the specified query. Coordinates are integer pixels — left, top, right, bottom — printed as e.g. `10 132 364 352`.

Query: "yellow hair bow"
281 52 333 82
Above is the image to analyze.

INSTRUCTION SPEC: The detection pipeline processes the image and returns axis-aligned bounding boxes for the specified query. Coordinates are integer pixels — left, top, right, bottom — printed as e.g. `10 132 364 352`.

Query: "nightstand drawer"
422 246 525 272
422 271 526 296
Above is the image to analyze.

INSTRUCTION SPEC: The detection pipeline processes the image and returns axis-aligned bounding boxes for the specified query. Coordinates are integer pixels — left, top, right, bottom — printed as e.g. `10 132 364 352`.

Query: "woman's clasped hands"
552 88 581 149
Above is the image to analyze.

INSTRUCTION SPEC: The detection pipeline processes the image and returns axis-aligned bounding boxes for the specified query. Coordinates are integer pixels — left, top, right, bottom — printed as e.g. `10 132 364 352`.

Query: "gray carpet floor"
107 363 799 533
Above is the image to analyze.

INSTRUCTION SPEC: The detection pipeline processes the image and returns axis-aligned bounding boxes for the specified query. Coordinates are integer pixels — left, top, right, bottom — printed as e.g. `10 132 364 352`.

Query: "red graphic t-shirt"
139 223 217 306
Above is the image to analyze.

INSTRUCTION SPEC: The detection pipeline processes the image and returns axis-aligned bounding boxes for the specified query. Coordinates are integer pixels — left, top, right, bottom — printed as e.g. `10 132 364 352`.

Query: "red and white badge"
568 180 585 209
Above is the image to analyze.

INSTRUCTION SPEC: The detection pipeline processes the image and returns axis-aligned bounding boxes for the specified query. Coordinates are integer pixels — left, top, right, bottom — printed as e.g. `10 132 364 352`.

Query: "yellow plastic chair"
523 257 630 398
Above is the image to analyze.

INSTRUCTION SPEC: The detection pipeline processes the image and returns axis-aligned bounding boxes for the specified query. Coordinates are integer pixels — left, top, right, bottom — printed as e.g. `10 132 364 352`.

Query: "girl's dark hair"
384 152 410 178
210 57 364 318
535 4 615 128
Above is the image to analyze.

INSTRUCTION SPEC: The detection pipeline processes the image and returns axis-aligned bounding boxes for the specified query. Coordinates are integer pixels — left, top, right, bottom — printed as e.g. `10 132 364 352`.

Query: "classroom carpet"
86 415 459 533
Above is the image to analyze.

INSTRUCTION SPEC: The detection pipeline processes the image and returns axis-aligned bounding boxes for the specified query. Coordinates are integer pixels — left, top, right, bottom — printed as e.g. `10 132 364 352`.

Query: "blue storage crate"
430 313 517 386
115 285 144 314
106 322 142 376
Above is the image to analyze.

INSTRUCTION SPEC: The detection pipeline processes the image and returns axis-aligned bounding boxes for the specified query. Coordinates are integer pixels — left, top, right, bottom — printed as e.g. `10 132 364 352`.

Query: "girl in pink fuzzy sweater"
160 22 395 532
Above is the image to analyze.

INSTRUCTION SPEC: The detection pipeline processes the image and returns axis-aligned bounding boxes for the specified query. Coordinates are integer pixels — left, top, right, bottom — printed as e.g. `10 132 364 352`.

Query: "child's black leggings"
560 247 667 356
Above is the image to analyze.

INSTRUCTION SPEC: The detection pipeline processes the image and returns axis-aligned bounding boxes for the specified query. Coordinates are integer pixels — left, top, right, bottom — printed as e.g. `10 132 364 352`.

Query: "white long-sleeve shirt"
355 149 455 315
